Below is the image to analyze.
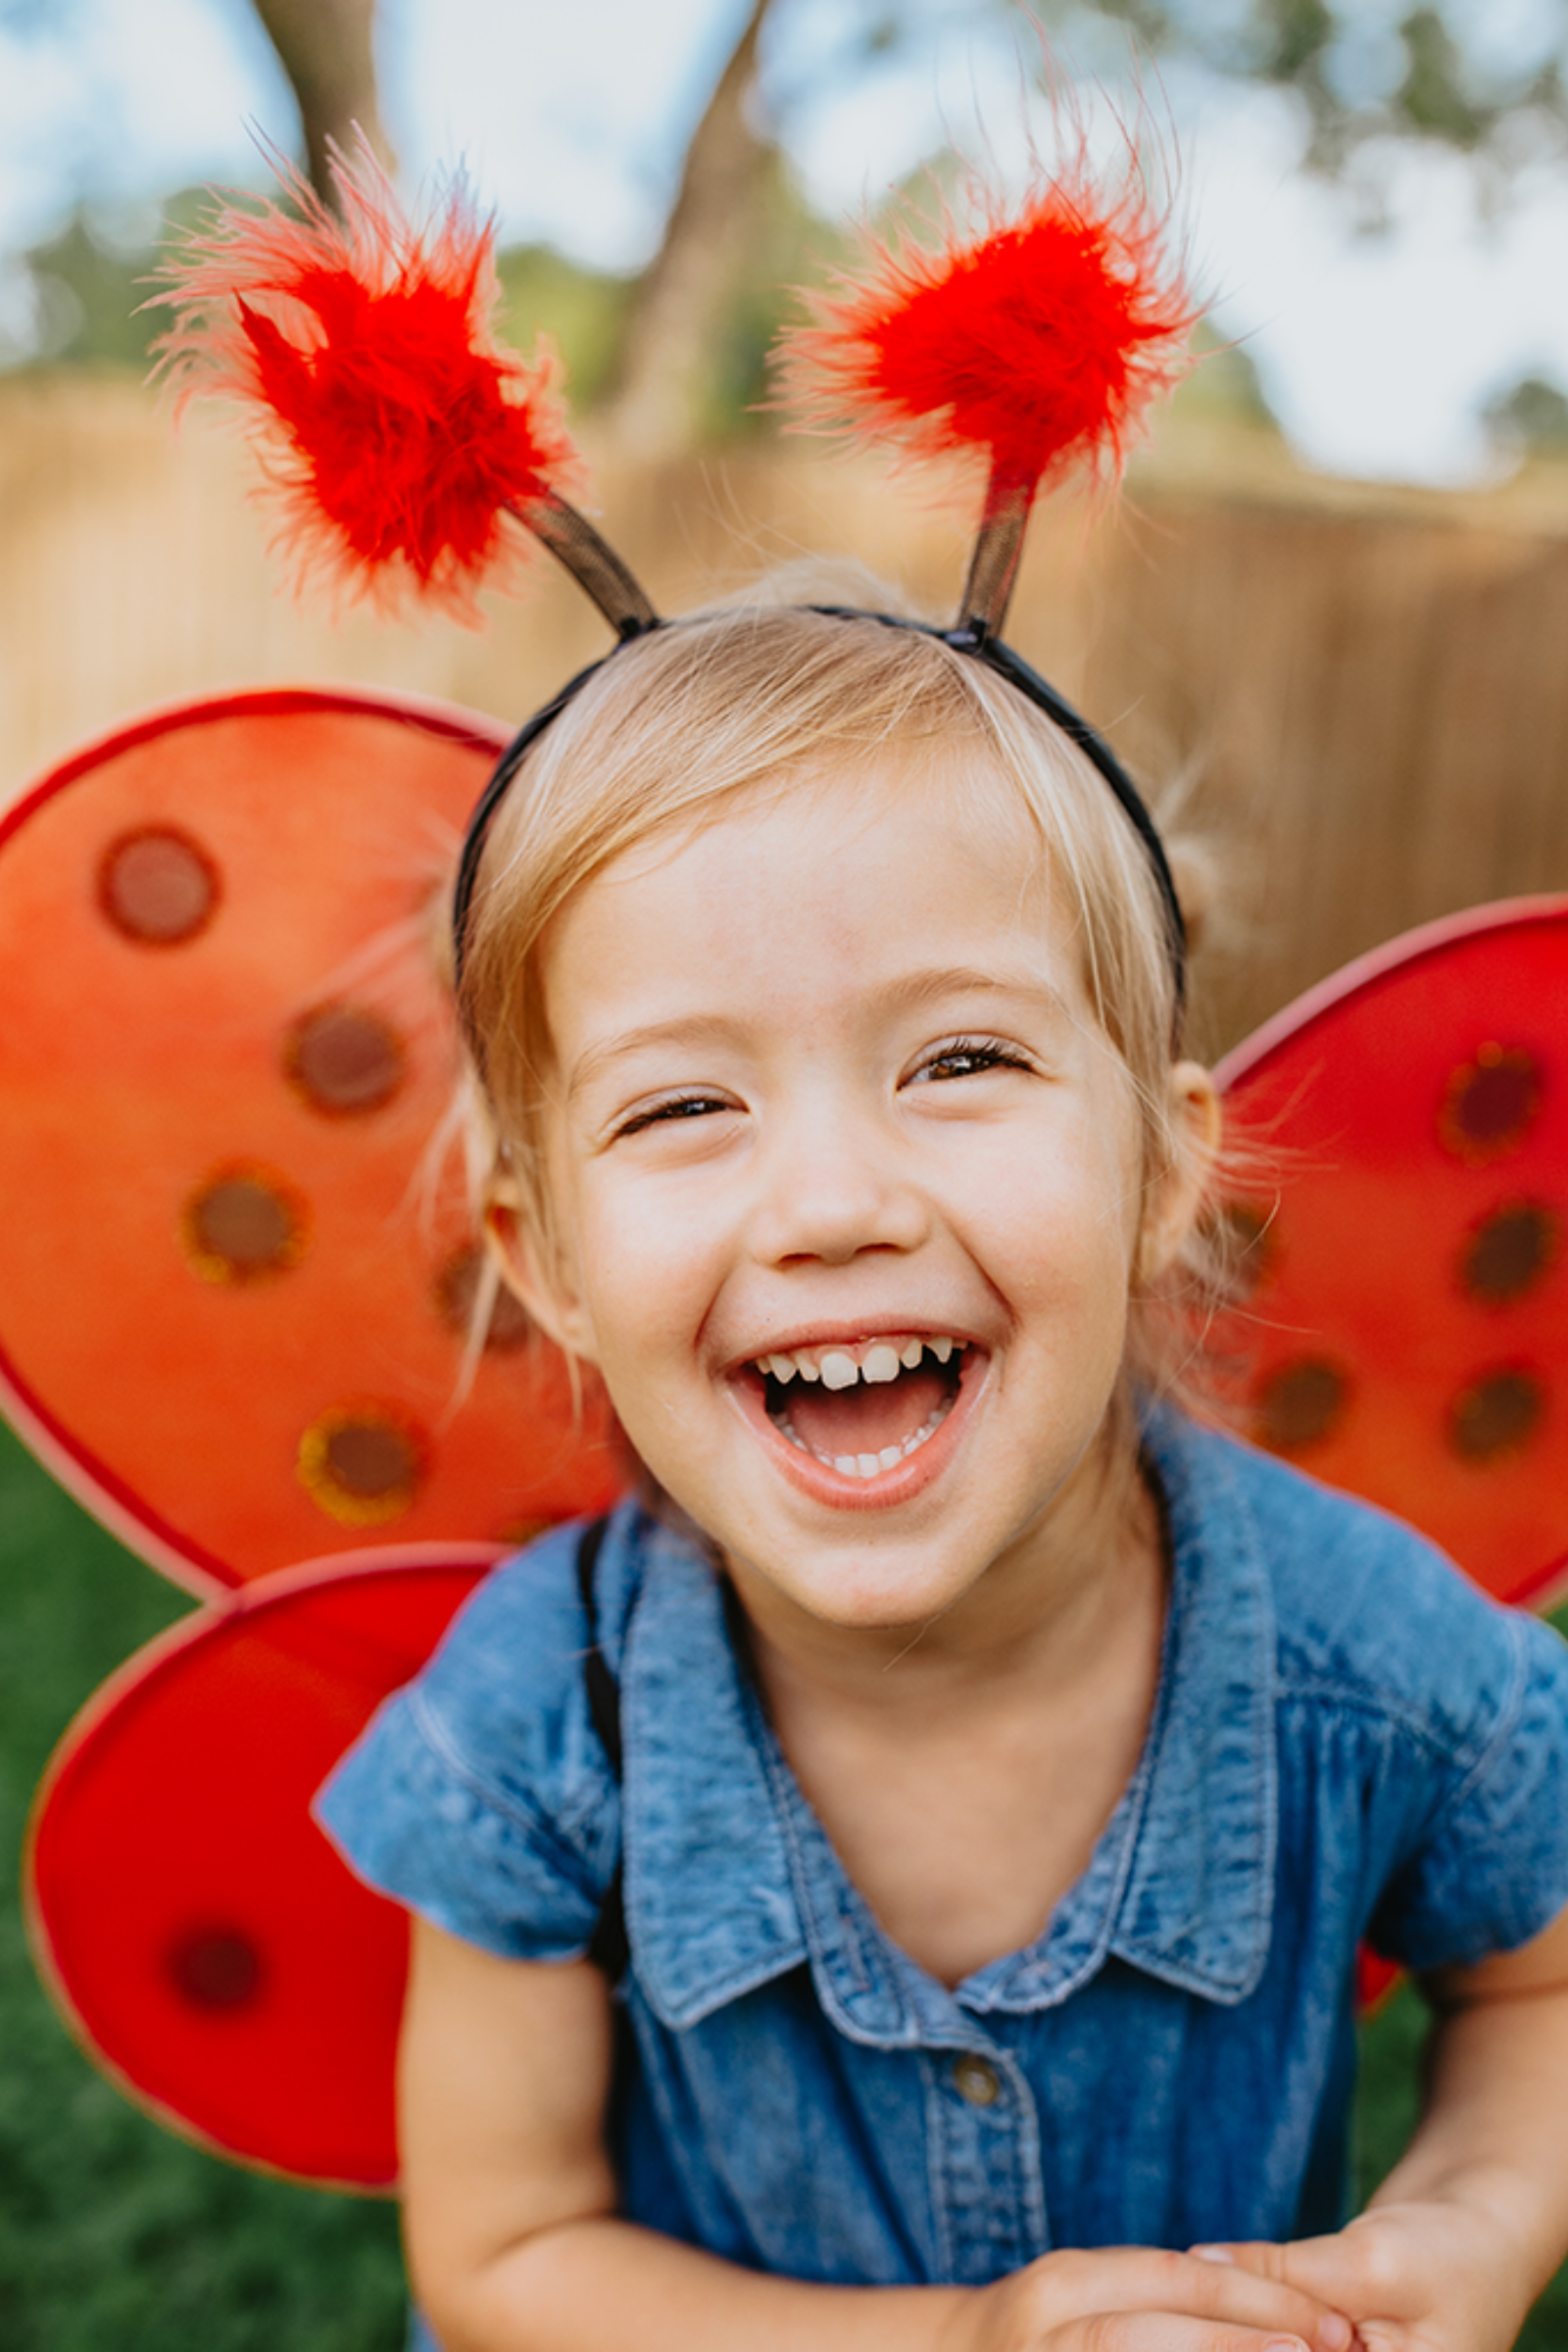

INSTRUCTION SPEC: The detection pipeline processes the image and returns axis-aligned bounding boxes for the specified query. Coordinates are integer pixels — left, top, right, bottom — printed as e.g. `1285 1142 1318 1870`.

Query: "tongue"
784 1365 950 1456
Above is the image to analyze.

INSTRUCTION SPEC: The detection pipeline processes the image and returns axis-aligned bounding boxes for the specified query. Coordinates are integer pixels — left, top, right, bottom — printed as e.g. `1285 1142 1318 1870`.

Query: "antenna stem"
515 490 661 640
956 471 1035 642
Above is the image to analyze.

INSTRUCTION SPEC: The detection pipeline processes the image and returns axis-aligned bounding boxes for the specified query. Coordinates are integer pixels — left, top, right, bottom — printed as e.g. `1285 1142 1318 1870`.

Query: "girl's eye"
908 1038 1032 1085
614 1092 735 1138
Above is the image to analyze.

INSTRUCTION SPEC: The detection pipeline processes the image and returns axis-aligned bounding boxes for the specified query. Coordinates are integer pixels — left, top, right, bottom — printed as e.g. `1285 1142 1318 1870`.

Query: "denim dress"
318 1408 1568 2315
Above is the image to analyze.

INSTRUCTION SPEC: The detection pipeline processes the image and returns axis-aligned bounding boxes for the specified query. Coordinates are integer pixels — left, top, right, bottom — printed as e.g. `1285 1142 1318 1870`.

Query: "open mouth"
745 1335 972 1480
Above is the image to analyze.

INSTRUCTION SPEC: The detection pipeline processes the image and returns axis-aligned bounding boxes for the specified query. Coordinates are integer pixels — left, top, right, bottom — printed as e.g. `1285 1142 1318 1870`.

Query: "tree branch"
249 0 394 206
596 0 782 457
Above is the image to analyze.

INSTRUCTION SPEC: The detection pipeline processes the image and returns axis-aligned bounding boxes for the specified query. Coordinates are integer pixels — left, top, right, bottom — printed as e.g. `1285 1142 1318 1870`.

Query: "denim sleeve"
1368 1609 1568 1972
313 1529 620 1961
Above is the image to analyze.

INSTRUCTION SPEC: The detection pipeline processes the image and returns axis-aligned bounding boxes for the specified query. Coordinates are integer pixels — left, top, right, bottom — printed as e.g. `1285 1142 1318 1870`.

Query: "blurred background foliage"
9 172 1280 443
3 188 1546 470
6 0 1568 459
1072 0 1568 174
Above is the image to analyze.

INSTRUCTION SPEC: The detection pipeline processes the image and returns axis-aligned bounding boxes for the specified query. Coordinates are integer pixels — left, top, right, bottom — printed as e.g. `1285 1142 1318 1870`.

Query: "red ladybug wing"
0 689 622 1592
1216 897 1568 1610
25 1548 497 2186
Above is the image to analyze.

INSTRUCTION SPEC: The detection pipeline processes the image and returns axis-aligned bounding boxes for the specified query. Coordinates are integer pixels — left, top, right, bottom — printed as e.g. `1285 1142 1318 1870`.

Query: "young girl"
318 598 1568 2352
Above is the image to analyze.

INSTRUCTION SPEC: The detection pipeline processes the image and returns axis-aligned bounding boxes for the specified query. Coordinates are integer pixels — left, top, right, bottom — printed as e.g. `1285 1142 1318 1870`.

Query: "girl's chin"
718 1523 984 1633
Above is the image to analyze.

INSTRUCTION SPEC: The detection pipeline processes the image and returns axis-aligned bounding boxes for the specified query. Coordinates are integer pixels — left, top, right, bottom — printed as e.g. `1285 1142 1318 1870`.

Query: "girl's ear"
1137 1060 1222 1286
482 1180 601 1367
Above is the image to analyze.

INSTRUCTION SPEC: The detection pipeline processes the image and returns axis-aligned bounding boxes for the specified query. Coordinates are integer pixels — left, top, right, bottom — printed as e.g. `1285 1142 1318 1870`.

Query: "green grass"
0 1424 406 2352
2 1416 1566 2343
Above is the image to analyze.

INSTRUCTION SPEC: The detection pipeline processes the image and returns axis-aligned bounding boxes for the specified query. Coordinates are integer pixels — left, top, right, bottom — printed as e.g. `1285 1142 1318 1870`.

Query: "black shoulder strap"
575 1516 630 1983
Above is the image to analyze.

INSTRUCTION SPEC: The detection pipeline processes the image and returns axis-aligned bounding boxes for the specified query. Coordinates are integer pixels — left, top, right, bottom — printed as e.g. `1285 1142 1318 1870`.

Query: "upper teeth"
758 1336 961 1385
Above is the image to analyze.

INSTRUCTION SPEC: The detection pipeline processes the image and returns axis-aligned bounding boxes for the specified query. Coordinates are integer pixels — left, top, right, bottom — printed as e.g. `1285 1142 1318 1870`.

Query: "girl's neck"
719 1406 1171 1986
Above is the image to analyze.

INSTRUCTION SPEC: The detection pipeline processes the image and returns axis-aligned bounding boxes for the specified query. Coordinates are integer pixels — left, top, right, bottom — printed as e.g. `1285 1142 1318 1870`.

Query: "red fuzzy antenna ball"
779 154 1196 502
156 146 582 621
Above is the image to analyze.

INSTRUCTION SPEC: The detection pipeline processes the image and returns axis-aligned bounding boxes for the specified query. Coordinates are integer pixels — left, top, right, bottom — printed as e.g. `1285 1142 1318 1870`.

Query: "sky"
3 0 1568 484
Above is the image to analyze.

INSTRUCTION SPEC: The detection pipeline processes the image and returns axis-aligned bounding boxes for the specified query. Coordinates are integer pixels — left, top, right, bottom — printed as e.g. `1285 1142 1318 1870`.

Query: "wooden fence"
5 373 1568 1053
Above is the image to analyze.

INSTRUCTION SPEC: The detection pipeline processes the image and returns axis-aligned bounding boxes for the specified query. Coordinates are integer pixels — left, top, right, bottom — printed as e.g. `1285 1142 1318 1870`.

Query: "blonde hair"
460 594 1227 1402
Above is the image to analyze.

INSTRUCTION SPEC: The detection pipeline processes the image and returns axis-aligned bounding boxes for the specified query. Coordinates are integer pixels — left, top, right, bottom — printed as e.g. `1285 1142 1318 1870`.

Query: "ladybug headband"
158 139 1196 1011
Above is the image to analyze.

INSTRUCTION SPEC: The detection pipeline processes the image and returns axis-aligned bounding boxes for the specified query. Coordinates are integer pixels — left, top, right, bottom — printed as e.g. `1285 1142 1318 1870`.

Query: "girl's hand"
1198 1907 1568 2352
936 2245 1354 2352
1192 2199 1534 2352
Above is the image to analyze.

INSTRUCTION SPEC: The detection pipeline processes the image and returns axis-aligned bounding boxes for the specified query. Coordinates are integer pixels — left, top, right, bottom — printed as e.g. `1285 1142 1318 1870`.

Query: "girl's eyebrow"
878 965 1073 1021
565 967 1074 1101
856 965 1080 1045
564 1014 749 1102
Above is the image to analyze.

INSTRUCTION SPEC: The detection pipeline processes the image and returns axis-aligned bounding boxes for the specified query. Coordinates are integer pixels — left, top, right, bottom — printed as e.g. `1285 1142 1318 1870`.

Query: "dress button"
952 2054 1002 2106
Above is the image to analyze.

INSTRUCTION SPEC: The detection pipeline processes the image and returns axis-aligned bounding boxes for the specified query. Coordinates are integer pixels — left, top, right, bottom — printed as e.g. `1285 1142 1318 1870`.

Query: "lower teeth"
775 1400 950 1478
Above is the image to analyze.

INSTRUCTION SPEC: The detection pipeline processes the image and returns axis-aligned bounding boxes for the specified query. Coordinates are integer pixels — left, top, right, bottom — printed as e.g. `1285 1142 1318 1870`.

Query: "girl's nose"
747 1103 930 1267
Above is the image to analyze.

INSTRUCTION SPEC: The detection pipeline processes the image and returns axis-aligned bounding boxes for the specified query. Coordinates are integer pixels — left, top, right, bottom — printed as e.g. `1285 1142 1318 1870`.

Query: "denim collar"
619 1408 1277 2036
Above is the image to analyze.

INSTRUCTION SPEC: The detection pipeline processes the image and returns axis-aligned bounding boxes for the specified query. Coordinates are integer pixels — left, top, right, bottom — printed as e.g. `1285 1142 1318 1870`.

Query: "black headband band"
451 608 1187 1038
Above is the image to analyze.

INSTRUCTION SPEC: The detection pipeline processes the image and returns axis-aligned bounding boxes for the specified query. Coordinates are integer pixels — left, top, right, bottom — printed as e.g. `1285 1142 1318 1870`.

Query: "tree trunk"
249 0 394 205
597 0 782 458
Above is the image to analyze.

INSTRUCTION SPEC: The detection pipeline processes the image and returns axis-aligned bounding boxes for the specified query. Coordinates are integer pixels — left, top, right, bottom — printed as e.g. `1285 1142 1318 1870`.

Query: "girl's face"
498 756 1214 1635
